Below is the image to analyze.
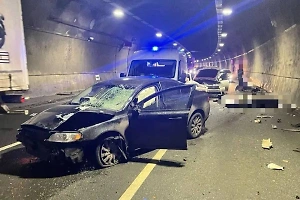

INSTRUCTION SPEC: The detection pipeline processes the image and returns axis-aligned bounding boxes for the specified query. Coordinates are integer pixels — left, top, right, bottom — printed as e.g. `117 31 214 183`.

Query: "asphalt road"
0 98 300 200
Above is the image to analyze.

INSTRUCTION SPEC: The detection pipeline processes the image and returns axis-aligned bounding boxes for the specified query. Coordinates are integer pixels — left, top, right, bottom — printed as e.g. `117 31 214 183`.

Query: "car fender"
188 90 210 122
79 114 130 142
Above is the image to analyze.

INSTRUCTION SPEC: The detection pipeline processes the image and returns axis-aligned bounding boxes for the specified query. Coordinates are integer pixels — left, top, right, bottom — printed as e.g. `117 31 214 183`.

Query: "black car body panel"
17 77 210 164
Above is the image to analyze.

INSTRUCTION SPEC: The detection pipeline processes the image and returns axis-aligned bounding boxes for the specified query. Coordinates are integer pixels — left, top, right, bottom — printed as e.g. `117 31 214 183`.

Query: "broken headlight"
47 132 82 143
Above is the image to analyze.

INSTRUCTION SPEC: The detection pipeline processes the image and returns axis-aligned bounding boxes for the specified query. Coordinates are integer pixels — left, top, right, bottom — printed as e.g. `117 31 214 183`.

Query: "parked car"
192 68 226 97
16 77 210 168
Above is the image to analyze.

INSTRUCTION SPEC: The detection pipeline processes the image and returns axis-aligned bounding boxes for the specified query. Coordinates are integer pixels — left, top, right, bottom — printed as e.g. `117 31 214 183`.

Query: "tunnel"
3 0 300 105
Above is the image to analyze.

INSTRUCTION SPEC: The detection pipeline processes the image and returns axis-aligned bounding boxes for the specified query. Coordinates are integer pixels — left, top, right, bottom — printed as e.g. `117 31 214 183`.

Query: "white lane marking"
0 142 22 152
119 149 167 200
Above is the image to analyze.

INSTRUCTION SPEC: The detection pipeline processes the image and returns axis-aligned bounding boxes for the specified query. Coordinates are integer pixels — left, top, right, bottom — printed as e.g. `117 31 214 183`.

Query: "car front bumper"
16 133 85 163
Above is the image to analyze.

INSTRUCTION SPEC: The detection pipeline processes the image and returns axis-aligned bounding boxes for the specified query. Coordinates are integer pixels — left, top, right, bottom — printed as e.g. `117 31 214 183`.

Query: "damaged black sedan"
17 77 210 168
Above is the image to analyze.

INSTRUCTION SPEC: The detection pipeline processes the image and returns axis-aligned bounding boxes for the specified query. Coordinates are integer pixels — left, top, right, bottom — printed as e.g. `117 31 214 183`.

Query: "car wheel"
95 137 123 168
188 112 204 139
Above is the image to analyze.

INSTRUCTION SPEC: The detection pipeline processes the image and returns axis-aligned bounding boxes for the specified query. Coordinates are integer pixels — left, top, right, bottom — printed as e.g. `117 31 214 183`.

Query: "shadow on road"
0 147 182 179
0 147 96 179
130 157 185 167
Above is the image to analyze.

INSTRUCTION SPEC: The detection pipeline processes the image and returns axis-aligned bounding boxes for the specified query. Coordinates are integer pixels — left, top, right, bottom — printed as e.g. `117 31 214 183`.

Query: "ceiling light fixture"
222 8 232 16
221 33 228 37
113 9 124 18
156 32 163 38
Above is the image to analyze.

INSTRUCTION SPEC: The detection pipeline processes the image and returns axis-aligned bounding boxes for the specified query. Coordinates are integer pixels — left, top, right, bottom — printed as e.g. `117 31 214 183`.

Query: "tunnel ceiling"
28 0 300 61
113 0 218 59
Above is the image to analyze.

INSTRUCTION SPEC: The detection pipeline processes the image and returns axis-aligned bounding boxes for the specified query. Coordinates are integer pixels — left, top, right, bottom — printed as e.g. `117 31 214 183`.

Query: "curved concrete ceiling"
113 0 218 59
28 0 299 61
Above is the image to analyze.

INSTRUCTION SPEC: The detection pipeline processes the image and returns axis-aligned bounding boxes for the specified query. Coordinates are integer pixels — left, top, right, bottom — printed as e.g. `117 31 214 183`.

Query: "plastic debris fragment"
262 138 272 149
272 124 277 129
267 163 284 170
254 119 261 123
256 115 273 118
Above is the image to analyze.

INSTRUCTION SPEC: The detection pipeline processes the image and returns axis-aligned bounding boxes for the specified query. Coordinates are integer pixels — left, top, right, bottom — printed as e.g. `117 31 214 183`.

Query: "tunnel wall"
244 24 300 106
214 0 300 107
20 0 135 97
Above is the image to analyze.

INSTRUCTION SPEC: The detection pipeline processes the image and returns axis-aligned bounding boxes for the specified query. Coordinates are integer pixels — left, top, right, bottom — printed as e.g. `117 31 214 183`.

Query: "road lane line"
119 149 167 200
0 142 21 152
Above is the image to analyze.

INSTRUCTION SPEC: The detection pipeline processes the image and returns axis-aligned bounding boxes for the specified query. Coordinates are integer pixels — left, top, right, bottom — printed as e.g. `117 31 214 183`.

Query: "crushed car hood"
22 105 115 131
194 77 220 85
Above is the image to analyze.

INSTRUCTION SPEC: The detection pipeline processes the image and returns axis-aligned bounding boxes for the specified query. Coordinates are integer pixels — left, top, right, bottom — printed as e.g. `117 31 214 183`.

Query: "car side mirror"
129 98 140 118
120 73 126 77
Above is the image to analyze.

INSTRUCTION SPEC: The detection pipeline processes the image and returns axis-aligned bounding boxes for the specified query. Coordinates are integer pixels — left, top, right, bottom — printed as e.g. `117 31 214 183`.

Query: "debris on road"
283 160 289 163
277 119 281 123
0 104 10 114
254 119 261 123
57 92 73 95
7 109 29 115
267 163 284 170
256 115 273 118
272 124 277 129
262 138 273 149
183 158 187 162
296 195 300 199
291 123 300 128
293 148 300 153
282 128 300 132
29 113 38 117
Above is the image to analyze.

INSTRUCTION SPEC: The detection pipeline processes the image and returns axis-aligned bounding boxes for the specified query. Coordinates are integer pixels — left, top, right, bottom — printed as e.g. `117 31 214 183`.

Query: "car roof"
96 76 181 88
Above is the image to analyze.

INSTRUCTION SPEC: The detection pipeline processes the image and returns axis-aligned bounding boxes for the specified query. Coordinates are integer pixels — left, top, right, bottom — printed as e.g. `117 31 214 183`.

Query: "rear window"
128 59 177 78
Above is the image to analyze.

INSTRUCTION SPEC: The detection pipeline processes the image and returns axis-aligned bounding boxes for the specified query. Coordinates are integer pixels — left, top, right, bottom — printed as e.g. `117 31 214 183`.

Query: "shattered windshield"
70 84 136 111
128 59 177 78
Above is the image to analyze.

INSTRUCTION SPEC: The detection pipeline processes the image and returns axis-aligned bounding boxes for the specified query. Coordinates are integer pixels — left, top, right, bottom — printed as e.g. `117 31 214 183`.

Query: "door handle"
169 117 182 120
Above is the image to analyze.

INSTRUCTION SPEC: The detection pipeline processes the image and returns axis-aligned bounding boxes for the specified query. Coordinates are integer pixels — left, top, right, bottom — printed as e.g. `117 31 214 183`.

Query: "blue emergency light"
152 46 159 51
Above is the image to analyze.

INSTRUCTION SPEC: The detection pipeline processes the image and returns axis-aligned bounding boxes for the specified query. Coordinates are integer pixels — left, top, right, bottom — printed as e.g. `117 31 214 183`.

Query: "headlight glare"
47 132 82 143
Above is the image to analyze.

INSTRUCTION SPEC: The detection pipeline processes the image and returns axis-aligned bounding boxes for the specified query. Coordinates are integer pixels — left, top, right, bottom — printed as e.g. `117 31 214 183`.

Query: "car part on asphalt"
271 124 277 129
262 138 273 149
254 119 261 123
267 163 284 170
256 115 273 118
281 128 300 132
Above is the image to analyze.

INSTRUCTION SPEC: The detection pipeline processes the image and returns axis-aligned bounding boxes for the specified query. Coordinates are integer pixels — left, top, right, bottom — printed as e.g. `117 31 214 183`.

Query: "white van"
120 48 190 82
